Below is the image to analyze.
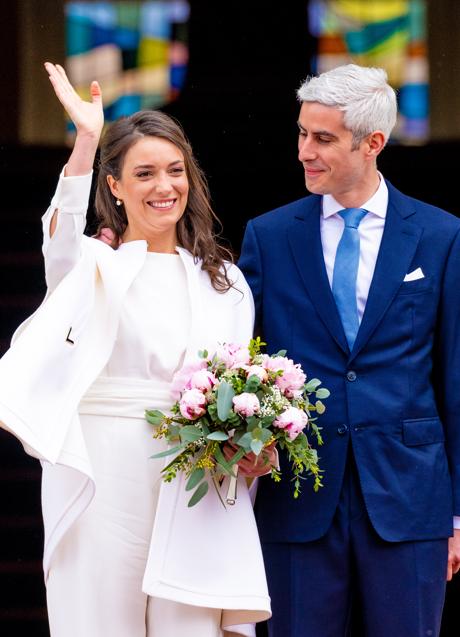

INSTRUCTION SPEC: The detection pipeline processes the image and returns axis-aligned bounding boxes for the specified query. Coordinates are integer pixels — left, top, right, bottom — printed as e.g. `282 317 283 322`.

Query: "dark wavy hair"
95 110 233 292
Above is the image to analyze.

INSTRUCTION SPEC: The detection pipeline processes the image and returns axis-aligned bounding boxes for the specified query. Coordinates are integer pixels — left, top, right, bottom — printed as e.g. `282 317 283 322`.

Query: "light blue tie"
332 208 367 349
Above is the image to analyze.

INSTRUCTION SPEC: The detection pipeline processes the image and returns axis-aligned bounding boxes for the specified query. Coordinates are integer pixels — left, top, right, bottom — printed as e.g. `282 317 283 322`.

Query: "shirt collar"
322 173 388 219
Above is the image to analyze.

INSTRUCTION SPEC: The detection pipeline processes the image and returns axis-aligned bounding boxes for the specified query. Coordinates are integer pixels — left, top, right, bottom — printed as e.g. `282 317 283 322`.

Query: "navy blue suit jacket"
239 181 460 543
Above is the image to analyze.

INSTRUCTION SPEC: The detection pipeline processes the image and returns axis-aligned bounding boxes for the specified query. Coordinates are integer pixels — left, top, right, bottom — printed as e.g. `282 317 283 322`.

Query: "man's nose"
298 136 316 162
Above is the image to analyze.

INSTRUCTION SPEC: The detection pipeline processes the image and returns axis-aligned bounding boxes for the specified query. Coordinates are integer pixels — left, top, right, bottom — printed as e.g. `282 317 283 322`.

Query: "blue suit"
239 181 460 636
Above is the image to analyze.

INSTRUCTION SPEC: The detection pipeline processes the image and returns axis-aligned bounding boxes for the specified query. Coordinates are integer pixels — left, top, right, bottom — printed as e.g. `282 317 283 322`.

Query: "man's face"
297 101 372 202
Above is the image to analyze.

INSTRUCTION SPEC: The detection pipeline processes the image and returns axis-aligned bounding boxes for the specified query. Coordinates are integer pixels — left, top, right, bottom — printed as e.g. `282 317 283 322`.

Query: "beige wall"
428 0 460 139
18 0 65 145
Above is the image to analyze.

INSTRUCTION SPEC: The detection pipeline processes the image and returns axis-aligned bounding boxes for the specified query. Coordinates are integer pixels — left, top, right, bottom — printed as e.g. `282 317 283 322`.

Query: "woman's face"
108 135 189 251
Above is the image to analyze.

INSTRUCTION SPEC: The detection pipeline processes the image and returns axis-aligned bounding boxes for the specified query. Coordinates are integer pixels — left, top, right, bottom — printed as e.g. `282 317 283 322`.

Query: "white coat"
0 172 271 633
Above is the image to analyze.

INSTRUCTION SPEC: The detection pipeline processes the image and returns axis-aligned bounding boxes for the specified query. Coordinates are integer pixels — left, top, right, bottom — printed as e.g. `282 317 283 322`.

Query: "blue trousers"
262 456 448 637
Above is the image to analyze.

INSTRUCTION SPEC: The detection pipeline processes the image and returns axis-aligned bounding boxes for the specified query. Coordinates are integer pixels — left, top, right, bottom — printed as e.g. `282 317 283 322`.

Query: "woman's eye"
137 171 151 178
170 168 185 175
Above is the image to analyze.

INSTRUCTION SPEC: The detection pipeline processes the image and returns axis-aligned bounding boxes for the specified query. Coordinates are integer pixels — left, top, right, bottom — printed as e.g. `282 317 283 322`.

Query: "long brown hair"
95 110 233 292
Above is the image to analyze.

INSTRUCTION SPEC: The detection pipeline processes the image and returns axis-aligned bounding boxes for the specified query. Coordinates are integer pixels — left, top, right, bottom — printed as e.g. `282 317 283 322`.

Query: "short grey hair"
297 64 397 148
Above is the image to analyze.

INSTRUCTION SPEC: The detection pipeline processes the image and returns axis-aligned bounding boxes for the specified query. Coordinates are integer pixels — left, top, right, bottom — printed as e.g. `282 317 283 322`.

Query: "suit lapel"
287 197 349 355
349 183 422 361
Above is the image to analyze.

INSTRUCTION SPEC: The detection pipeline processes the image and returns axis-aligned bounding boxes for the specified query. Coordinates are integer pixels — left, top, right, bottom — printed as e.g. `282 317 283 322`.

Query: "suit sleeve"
435 226 460 516
42 168 93 294
238 220 263 334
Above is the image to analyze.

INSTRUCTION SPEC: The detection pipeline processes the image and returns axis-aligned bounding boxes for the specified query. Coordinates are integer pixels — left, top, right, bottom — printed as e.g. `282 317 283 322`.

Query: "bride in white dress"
0 63 271 637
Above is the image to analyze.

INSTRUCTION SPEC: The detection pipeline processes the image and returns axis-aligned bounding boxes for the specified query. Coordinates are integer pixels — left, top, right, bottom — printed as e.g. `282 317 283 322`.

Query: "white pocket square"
404 267 424 282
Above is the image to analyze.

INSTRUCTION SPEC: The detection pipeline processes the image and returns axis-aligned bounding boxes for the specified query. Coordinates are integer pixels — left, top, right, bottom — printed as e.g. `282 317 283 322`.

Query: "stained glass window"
65 1 189 134
308 0 429 143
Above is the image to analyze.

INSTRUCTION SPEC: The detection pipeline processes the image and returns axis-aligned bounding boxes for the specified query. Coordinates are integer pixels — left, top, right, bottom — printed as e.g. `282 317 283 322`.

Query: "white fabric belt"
79 376 173 419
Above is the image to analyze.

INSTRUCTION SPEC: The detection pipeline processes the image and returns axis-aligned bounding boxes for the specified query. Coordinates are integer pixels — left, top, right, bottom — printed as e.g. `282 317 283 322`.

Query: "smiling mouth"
147 199 177 210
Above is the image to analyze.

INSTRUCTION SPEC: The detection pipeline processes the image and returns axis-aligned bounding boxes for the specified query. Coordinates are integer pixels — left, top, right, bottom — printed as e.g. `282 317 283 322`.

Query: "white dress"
46 251 223 637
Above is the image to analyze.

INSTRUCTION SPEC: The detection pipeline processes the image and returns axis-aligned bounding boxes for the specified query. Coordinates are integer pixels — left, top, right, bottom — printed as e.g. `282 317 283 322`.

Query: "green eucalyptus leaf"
217 381 235 421
145 410 165 426
179 425 203 443
250 439 264 455
305 378 322 392
214 445 233 475
207 431 229 441
150 444 183 459
260 428 273 443
237 432 253 451
244 376 261 393
315 388 330 399
185 468 205 491
187 480 209 507
315 400 326 415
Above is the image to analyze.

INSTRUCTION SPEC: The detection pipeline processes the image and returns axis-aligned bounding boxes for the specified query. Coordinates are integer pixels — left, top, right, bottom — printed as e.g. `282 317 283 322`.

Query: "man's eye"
318 137 331 144
298 131 307 137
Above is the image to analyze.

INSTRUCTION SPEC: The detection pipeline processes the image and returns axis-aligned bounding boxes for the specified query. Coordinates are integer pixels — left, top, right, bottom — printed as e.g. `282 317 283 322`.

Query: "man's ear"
365 131 386 158
107 174 120 198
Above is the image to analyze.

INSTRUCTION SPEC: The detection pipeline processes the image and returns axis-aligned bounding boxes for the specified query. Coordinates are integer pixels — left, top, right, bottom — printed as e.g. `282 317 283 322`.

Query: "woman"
0 63 271 637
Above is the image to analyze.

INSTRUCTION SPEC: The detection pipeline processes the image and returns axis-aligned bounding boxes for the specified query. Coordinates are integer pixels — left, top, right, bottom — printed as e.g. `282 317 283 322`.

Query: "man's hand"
94 227 119 247
447 529 460 580
223 441 277 478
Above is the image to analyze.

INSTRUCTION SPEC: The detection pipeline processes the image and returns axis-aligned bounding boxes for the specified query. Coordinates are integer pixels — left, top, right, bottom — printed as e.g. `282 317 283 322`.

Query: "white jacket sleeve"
42 168 93 293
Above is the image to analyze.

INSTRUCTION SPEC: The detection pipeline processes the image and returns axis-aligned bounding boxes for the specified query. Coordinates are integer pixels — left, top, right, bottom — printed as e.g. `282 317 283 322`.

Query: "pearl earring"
116 199 122 206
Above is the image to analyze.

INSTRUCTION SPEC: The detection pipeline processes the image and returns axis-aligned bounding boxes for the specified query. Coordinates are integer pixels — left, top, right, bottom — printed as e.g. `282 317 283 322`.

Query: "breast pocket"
398 275 432 295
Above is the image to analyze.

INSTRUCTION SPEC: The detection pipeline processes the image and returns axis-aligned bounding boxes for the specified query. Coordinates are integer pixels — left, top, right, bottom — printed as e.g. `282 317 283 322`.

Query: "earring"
116 199 122 206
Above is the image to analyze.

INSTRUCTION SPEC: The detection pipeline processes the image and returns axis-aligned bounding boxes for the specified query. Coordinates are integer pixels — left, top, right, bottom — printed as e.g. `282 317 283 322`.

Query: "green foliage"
145 409 165 426
244 375 261 393
304 378 322 392
217 381 235 421
186 468 205 491
206 431 229 441
248 336 266 358
179 426 204 443
187 480 209 507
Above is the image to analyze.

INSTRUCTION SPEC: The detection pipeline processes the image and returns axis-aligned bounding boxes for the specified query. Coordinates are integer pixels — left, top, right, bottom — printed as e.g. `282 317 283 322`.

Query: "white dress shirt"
320 175 460 532
321 174 387 322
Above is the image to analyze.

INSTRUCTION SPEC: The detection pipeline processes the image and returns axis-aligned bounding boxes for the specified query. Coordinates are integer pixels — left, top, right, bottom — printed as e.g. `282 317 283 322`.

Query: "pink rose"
274 407 308 440
171 360 207 400
179 388 207 420
245 365 268 382
232 393 261 418
216 343 251 368
189 369 218 392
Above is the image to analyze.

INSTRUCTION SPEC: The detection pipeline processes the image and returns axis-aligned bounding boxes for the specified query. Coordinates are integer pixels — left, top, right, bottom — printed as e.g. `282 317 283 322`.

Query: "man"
238 64 460 637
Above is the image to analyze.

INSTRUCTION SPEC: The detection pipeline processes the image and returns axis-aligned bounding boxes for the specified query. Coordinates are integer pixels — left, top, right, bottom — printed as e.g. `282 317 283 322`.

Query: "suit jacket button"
337 425 348 435
346 370 357 382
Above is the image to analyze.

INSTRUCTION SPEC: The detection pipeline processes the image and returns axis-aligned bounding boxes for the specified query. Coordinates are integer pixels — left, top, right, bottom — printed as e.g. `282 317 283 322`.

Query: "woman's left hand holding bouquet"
44 62 103 186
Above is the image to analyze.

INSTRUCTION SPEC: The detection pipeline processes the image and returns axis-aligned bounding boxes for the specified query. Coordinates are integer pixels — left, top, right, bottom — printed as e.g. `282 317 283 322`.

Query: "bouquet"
146 338 329 507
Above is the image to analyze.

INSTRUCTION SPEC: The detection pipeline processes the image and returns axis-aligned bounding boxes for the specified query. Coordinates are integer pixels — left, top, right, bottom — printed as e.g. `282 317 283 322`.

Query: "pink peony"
216 343 251 369
245 365 268 382
232 393 261 418
275 360 306 398
171 360 207 400
274 407 308 440
179 388 207 420
189 369 218 392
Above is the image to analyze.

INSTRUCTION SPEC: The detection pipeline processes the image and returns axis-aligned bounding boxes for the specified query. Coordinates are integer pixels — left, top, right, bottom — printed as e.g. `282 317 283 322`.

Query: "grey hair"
297 64 397 149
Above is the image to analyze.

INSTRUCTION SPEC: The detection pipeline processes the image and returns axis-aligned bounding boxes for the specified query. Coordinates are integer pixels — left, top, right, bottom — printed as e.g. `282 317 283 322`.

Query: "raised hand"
44 62 104 141
44 62 104 178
